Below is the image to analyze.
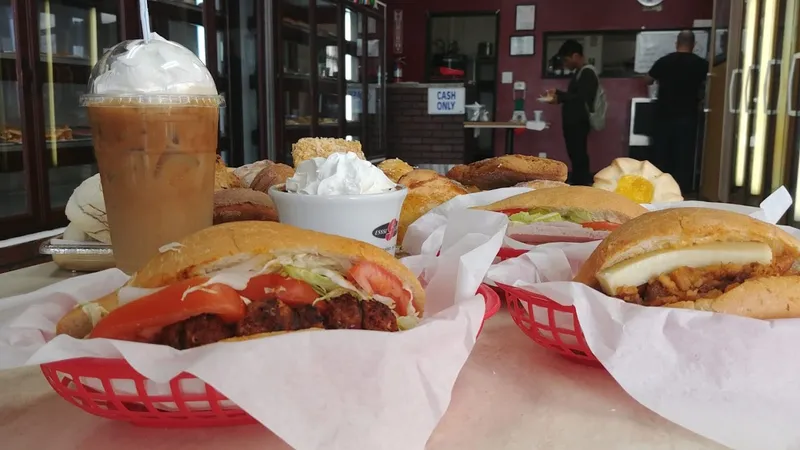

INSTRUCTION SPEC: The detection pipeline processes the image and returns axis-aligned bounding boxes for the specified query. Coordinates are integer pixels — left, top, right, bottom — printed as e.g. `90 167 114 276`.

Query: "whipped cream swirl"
285 152 396 195
90 33 217 96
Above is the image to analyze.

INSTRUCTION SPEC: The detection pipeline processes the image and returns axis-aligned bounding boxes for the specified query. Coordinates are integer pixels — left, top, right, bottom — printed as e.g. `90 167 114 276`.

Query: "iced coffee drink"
82 34 224 274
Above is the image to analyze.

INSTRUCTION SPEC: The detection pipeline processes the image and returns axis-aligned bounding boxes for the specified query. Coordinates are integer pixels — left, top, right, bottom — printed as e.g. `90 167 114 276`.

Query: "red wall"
388 0 713 172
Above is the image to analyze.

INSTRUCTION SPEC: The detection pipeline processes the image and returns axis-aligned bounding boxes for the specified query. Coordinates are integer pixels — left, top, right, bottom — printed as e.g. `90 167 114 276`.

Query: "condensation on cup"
81 33 225 274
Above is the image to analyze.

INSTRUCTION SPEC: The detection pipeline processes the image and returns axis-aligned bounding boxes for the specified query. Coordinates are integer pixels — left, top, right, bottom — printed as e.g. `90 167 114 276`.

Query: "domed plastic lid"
81 33 224 107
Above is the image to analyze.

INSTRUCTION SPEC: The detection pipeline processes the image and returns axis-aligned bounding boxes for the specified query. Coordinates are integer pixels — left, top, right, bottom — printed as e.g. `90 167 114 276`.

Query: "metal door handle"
762 59 781 115
703 71 712 113
788 52 800 116
728 68 742 113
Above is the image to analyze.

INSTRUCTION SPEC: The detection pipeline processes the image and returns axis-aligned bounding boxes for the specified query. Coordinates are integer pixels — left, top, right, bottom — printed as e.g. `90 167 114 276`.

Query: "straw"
139 0 151 42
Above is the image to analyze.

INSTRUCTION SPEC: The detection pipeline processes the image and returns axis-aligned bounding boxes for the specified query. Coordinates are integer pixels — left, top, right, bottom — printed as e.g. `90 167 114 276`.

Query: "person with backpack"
544 39 606 186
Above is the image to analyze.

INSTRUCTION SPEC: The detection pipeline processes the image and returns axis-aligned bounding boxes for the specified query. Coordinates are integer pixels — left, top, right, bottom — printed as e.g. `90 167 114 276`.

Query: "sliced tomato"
89 277 245 342
581 221 621 231
499 208 529 216
239 274 318 307
348 261 412 316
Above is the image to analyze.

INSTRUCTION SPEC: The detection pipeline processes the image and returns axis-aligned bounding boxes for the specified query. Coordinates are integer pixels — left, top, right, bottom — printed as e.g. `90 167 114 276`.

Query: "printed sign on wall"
393 9 403 54
427 87 465 115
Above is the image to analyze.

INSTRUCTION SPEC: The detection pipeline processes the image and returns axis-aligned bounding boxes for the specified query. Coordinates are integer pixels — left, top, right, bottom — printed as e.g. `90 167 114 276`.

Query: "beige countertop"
0 263 724 449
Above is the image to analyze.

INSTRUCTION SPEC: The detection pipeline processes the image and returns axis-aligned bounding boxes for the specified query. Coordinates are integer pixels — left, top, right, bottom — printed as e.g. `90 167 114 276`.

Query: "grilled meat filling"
615 256 795 306
156 294 400 350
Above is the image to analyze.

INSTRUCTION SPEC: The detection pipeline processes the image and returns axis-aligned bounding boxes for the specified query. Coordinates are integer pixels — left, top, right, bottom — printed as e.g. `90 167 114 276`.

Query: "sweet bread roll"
398 169 469 243
214 155 241 190
447 155 568 190
593 157 683 203
213 188 278 224
234 160 273 188
378 158 414 183
250 163 295 193
292 138 365 167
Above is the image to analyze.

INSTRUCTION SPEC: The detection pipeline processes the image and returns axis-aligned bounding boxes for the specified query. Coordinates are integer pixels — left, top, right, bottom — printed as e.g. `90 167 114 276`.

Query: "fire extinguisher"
393 57 405 83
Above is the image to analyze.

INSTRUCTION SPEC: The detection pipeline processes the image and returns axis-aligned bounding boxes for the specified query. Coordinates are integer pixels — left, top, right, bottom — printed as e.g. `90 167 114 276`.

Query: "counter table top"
0 263 723 449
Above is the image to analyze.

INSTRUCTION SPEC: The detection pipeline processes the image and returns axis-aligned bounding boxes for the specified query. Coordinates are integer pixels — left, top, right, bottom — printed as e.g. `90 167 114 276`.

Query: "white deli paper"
485 191 800 450
402 186 793 257
0 210 506 450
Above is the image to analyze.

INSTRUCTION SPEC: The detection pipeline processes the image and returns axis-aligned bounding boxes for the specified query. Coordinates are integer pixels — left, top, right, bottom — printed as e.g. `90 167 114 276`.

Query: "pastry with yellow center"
593 157 683 203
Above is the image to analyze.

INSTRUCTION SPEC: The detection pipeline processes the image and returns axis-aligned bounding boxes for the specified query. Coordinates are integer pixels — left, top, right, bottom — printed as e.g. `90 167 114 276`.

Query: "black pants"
651 116 698 193
563 122 591 186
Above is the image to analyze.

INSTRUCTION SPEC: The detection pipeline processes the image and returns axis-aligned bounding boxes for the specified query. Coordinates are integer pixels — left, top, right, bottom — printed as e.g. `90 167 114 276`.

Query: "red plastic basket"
496 247 528 261
40 284 501 427
497 283 601 366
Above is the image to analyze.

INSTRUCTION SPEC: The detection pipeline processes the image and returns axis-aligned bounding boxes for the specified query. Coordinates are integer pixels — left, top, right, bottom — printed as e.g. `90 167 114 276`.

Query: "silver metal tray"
40 237 113 256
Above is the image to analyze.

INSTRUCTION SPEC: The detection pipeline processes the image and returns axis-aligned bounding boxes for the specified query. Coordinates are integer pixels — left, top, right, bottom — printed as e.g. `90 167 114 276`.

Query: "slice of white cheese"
596 242 773 294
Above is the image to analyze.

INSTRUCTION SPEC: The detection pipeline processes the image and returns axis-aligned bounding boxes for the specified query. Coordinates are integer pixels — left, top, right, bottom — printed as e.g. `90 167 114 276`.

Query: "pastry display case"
0 0 230 245
268 0 386 163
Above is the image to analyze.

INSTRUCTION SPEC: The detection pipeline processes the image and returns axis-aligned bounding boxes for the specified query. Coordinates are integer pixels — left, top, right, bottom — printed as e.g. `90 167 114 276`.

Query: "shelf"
282 22 338 45
0 138 95 173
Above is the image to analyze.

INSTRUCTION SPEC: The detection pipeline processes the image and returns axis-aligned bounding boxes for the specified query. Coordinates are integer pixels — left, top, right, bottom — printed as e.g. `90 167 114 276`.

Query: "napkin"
402 186 793 257
0 213 506 450
485 191 800 450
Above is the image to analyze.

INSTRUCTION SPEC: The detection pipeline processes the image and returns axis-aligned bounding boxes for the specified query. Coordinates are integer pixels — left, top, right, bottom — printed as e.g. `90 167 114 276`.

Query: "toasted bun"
250 163 295 193
474 186 648 223
219 328 323 343
574 208 800 288
397 170 468 243
214 155 241 190
213 188 278 224
58 222 426 338
378 159 414 183
292 138 365 168
515 180 569 189
55 291 119 338
447 155 568 190
668 276 800 319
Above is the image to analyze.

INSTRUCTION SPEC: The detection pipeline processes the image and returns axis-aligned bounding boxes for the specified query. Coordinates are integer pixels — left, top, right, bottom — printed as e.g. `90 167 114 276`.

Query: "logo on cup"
372 219 399 241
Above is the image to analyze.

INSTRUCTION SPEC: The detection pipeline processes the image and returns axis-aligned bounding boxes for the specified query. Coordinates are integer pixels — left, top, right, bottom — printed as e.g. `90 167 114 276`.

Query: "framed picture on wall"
515 4 536 31
510 35 535 56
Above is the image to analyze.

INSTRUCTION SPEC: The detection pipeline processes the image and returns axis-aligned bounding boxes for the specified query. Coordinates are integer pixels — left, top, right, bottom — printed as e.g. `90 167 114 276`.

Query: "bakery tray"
40 238 113 256
40 238 115 272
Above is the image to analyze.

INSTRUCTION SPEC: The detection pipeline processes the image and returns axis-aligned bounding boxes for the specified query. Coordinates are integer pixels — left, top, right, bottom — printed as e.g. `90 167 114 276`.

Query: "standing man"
545 39 599 186
645 30 708 194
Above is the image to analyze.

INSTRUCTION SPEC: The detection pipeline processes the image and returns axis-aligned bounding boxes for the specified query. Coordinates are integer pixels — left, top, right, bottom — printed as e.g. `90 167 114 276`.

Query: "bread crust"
397 170 468 243
574 208 800 288
250 164 295 193
668 276 800 319
446 155 568 190
59 221 426 339
515 180 569 189
378 159 414 183
474 186 648 223
291 138 365 168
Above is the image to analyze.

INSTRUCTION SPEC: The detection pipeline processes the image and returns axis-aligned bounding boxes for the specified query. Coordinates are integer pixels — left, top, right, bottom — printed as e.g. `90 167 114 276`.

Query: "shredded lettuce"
509 208 599 224
282 265 341 295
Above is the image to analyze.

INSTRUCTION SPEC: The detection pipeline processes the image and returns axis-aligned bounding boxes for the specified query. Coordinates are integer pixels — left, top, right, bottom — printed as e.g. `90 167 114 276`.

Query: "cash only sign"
427 86 466 115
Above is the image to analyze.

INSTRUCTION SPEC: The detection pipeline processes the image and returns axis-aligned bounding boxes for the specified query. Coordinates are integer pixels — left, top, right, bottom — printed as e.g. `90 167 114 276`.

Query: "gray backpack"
578 64 607 131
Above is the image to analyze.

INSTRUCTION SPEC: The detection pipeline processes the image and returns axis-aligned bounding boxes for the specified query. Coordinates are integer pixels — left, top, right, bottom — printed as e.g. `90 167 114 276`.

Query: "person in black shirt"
645 30 708 193
545 39 599 186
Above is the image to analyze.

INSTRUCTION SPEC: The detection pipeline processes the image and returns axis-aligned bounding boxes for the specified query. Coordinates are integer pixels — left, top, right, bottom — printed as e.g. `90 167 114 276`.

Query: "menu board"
634 30 710 73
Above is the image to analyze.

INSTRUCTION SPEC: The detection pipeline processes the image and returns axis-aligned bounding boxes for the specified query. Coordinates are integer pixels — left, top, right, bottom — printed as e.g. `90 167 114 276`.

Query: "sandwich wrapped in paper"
0 212 506 449
486 206 800 450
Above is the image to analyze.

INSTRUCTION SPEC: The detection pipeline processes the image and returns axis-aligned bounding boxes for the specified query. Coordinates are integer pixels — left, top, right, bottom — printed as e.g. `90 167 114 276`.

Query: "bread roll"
378 158 414 183
447 155 568 190
250 163 295 193
397 169 469 243
292 138 365 167
213 188 279 224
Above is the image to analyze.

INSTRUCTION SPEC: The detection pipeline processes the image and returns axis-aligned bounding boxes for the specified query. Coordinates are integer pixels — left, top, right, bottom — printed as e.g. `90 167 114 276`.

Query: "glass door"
729 0 762 204
316 0 340 137
780 0 800 224
699 0 732 202
0 0 26 220
39 0 119 209
278 0 313 162
344 6 362 144
364 13 385 160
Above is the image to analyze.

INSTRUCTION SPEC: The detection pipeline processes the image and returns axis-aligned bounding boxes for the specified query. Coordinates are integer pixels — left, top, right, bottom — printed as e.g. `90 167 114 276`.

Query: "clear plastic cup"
81 34 225 274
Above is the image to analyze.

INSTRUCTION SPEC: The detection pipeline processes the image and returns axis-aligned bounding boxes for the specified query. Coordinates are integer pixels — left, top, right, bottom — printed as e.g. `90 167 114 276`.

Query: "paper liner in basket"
0 211 506 450
402 186 793 258
486 215 800 450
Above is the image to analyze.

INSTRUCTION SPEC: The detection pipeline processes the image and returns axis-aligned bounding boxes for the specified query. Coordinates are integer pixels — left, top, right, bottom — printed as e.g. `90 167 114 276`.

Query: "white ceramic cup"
533 110 543 122
269 184 408 255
